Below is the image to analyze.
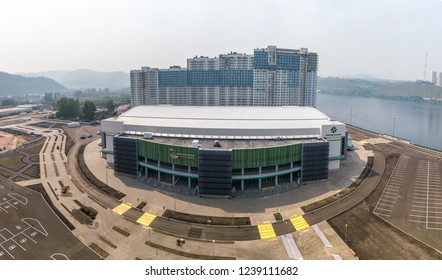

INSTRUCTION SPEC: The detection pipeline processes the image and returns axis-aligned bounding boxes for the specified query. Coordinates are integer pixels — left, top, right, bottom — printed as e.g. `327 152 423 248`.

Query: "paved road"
0 177 99 260
304 148 384 225
65 128 385 242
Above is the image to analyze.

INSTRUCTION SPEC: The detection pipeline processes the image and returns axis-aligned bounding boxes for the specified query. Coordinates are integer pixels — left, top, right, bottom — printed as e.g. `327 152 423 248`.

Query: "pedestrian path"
136 212 157 228
290 216 310 231
257 223 276 240
112 202 132 215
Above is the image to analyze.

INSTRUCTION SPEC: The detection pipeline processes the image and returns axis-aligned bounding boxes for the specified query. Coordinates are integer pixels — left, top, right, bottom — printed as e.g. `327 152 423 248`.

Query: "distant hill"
0 71 67 96
318 77 442 101
19 69 130 89
338 73 384 82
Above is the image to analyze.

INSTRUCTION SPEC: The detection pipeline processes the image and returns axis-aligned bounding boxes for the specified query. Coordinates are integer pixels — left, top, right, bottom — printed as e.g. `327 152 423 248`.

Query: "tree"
55 97 80 119
105 100 116 116
82 101 96 122
1 98 17 106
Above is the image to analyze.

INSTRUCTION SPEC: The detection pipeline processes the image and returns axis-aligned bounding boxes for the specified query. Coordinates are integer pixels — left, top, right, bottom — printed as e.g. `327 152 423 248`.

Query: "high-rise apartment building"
130 46 318 107
439 73 442 87
432 71 437 85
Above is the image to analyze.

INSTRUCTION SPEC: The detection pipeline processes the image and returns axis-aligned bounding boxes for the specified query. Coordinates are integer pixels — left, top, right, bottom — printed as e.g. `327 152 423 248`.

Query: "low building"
101 106 347 196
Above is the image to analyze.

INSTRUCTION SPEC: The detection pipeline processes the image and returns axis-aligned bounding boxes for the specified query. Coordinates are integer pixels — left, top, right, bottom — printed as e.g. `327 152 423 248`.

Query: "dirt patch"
328 153 442 260
99 235 117 249
273 212 283 221
89 243 109 258
136 201 147 210
112 226 130 237
72 209 93 225
163 209 251 226
63 128 74 156
29 121 65 129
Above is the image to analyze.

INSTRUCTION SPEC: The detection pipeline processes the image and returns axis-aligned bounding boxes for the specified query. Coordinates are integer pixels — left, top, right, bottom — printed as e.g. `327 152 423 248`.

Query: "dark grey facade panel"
342 131 349 159
113 136 138 176
301 141 329 182
101 133 106 149
198 149 232 196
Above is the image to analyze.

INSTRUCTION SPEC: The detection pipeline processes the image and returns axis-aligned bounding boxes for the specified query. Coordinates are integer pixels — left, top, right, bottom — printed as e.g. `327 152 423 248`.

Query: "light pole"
276 185 279 213
148 227 151 242
345 224 348 242
284 220 288 237
173 197 176 211
212 240 215 259
392 117 396 137
105 165 108 185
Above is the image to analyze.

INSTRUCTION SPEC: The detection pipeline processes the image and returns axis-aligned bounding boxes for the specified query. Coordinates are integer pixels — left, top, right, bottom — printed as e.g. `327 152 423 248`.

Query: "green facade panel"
138 140 199 167
232 143 302 169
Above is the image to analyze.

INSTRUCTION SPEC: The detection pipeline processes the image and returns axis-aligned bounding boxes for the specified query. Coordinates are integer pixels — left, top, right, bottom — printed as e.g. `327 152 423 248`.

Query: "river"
316 94 442 151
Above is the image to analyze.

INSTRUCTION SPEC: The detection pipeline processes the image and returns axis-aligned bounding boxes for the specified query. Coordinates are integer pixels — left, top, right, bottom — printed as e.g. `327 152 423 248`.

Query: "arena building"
101 106 347 196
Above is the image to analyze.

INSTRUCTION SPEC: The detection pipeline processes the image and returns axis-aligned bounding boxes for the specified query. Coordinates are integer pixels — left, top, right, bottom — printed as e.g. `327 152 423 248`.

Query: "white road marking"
375 207 393 212
375 212 391 217
378 202 394 207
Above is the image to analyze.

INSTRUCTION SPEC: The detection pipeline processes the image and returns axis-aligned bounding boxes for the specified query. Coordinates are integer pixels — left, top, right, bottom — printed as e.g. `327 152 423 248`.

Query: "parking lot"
373 150 442 251
409 160 442 230
0 181 100 259
374 156 409 218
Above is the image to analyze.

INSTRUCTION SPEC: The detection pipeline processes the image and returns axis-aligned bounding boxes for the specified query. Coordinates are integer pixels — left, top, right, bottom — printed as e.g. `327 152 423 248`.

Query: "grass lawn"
23 165 40 178
13 176 26 182
22 138 45 155
0 153 26 171
0 168 11 178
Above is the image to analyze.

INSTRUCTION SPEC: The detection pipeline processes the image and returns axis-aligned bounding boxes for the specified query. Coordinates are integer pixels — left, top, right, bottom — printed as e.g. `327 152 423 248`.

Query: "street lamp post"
276 185 279 213
148 227 151 242
284 220 288 237
212 240 215 259
345 224 348 242
393 117 396 137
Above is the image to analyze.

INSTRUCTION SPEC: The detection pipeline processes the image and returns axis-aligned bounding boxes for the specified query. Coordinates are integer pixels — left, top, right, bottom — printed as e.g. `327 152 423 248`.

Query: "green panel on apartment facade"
231 143 302 169
138 140 199 167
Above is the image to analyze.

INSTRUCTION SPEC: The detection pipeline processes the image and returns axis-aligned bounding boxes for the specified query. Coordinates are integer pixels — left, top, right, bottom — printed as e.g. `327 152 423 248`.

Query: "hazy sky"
1 0 441 80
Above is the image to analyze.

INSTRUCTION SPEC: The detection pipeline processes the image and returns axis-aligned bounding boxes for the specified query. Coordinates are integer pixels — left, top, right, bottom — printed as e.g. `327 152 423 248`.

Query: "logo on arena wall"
331 126 337 134
168 148 195 161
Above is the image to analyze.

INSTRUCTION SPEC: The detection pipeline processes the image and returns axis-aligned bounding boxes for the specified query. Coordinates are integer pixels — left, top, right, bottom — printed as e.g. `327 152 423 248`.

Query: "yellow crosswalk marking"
257 223 277 240
112 202 132 215
136 212 157 227
290 216 310 231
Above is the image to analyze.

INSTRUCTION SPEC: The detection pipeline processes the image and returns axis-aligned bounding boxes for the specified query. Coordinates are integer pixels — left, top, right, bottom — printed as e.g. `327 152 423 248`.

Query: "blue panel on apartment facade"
159 70 253 88
158 71 187 87
276 53 300 70
288 71 300 88
219 70 253 87
188 70 220 87
253 51 269 69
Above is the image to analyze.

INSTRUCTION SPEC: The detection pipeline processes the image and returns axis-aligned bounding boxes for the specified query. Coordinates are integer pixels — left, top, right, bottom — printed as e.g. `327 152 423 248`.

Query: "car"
80 133 92 139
